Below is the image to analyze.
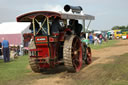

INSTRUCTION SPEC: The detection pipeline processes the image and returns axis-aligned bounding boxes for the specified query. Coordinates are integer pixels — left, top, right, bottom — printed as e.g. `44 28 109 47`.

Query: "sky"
0 0 128 30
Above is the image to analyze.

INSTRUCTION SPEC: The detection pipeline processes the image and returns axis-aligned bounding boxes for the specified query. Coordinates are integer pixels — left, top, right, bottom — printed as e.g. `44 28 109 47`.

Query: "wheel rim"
86 47 92 64
72 37 82 72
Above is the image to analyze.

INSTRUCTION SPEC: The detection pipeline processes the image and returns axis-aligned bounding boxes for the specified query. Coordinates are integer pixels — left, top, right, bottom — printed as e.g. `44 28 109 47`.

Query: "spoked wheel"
63 35 82 72
85 47 92 65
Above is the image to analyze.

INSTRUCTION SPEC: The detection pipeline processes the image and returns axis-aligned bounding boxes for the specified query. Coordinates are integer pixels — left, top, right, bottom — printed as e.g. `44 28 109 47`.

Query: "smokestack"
64 4 83 13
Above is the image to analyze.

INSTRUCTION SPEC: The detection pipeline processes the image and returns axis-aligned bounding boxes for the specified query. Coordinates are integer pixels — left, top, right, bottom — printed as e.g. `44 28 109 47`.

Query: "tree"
126 25 128 29
111 25 128 30
120 26 126 30
112 26 120 30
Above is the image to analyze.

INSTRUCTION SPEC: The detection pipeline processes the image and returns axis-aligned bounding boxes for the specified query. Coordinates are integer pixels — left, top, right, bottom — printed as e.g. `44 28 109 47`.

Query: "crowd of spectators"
87 32 108 45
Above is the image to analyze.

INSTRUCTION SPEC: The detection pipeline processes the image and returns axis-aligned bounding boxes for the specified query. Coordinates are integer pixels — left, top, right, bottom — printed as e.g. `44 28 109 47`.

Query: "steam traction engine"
17 5 95 72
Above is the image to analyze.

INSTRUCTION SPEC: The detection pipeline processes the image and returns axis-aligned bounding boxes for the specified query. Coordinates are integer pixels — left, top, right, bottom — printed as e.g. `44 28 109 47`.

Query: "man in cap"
2 37 10 62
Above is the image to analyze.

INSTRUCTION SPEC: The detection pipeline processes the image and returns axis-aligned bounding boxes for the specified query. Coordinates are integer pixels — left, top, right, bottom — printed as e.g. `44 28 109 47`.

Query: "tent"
0 22 31 46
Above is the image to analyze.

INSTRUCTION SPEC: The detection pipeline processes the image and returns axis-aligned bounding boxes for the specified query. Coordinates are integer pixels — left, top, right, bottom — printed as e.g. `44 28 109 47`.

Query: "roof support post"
83 19 85 32
86 20 92 32
32 18 35 36
47 17 50 35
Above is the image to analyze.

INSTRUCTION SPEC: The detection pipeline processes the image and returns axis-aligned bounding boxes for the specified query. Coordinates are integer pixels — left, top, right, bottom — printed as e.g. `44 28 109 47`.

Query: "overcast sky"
0 0 128 30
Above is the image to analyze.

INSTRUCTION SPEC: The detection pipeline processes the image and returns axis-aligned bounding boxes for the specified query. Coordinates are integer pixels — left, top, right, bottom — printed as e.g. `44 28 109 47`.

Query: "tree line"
112 25 128 30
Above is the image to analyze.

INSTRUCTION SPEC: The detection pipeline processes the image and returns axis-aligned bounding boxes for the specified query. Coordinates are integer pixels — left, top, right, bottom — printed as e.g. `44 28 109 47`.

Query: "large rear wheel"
63 35 82 72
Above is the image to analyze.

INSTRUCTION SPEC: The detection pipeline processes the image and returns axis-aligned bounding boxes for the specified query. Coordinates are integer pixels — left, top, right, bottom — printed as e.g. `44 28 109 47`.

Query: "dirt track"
29 40 128 85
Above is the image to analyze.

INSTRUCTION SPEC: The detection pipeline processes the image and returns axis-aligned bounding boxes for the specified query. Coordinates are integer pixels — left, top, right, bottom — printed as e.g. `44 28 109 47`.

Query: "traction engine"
17 5 95 72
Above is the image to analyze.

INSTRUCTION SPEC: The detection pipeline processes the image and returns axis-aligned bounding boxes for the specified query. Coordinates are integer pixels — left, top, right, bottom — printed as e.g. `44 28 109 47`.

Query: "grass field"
89 40 118 49
0 40 128 85
0 55 30 80
0 55 56 85
74 53 128 85
0 55 32 85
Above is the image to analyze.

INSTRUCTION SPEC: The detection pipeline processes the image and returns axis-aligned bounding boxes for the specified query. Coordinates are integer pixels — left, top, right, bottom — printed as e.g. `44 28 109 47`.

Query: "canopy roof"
17 11 95 22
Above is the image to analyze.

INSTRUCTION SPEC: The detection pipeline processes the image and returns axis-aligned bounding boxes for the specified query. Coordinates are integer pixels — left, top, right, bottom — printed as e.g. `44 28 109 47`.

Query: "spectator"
2 37 10 62
93 34 98 45
16 45 20 56
99 34 103 44
88 33 93 44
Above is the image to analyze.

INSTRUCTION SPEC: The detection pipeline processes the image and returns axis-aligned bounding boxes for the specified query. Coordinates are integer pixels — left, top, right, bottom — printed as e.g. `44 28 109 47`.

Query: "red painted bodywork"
28 29 70 69
35 36 50 68
17 11 71 69
29 34 61 68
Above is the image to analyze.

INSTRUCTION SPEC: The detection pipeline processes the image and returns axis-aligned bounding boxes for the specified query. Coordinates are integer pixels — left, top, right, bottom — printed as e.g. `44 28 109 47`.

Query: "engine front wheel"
85 47 92 65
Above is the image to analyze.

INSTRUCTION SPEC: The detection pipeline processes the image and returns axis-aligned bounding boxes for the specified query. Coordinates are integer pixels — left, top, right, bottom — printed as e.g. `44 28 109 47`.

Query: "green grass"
0 55 30 81
0 55 34 85
74 53 128 85
89 40 118 49
0 55 57 85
